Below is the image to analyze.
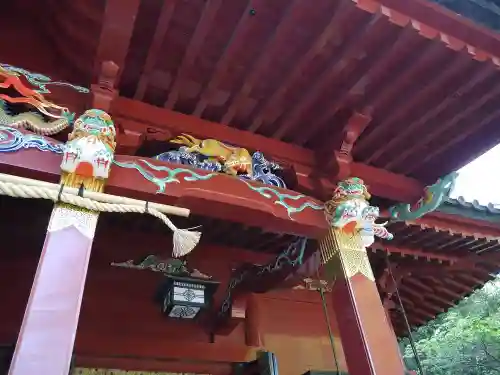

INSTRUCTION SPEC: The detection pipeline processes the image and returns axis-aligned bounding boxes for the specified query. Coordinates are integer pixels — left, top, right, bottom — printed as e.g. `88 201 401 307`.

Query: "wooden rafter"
247 0 348 132
298 25 414 146
94 0 141 83
220 0 303 125
366 56 472 164
403 91 500 174
193 0 255 117
372 243 471 264
379 66 495 169
164 0 224 109
134 0 178 100
272 14 385 140
354 40 444 156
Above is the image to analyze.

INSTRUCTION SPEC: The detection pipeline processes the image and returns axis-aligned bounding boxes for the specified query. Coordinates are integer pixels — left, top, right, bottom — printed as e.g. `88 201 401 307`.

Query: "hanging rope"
316 267 341 375
0 173 201 257
385 254 425 375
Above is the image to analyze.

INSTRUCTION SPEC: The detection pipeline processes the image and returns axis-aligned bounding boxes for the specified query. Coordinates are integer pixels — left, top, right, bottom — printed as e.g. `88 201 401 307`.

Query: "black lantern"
156 274 219 319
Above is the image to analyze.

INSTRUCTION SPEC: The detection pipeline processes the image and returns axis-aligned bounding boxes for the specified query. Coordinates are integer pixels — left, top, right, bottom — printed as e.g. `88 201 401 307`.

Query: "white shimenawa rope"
0 180 200 257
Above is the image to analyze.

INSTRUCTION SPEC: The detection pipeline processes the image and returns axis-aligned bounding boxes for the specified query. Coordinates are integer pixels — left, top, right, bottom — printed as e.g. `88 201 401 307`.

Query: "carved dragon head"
325 177 393 247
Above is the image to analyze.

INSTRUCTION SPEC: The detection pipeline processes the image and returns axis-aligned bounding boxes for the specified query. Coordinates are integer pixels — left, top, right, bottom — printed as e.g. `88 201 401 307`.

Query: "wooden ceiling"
4 0 500 185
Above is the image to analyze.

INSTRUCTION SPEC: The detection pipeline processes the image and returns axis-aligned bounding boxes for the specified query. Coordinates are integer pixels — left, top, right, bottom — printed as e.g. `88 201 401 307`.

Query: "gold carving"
170 133 252 176
48 203 99 239
320 228 375 282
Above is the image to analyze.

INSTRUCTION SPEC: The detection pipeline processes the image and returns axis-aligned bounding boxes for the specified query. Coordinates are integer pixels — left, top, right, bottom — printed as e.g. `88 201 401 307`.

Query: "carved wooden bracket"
318 111 372 181
91 61 119 112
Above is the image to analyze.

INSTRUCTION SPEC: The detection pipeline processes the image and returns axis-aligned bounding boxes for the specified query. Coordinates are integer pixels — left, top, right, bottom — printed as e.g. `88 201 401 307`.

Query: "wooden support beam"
272 14 384 140
418 213 500 238
221 0 303 125
8 64 119 375
321 112 372 180
247 0 349 132
94 0 141 83
111 97 425 202
134 0 178 101
165 0 223 108
372 242 468 264
194 1 256 116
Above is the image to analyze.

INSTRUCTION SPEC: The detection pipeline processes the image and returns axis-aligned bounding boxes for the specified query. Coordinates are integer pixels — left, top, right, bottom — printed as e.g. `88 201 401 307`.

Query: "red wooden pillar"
8 205 100 375
322 229 406 375
9 62 118 375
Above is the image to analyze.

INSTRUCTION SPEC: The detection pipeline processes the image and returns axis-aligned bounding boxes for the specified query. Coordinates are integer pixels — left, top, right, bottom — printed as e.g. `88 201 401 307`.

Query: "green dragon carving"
0 100 74 135
388 172 458 221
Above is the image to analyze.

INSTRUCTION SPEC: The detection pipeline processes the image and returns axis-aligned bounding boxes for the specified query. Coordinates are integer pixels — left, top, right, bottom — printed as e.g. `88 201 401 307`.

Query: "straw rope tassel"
0 179 201 256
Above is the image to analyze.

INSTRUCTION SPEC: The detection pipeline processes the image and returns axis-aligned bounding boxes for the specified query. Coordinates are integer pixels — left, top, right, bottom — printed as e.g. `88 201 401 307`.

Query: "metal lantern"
156 274 219 319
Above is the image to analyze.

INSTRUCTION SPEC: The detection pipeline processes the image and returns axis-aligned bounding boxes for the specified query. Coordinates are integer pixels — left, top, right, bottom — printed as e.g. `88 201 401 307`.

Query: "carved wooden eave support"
91 61 119 112
316 111 372 195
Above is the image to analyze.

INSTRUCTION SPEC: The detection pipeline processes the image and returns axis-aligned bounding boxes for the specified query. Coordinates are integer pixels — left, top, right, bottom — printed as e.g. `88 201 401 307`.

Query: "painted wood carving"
324 177 393 248
387 172 458 221
0 64 76 134
156 133 289 188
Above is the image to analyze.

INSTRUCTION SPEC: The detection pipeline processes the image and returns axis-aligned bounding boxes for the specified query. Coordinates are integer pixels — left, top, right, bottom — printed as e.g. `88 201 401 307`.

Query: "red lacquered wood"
0 147 328 238
332 273 406 375
9 225 95 375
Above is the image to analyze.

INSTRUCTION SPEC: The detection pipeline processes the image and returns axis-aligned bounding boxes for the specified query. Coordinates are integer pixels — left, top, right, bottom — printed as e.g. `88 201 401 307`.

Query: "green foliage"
400 277 500 375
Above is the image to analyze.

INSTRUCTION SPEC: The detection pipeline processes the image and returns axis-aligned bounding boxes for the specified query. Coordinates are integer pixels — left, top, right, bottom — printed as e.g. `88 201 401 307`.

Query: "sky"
450 144 500 205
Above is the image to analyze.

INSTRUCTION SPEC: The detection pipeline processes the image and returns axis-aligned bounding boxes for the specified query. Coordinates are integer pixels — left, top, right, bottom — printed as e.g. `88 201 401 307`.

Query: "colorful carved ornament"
60 109 116 192
0 125 64 153
111 255 212 279
114 158 323 218
0 63 89 95
0 66 75 134
388 172 458 221
156 133 289 188
324 177 392 247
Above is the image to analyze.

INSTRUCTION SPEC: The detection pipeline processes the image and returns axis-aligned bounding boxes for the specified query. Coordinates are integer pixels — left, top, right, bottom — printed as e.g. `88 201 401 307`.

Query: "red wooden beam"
272 14 384 140
371 0 500 60
134 0 178 101
372 242 471 263
321 111 372 177
248 0 350 132
112 97 425 202
0 146 327 239
164 0 224 109
193 1 256 117
75 332 256 364
417 213 500 238
221 0 304 125
366 56 472 165
298 26 414 146
94 0 141 82
378 66 494 170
